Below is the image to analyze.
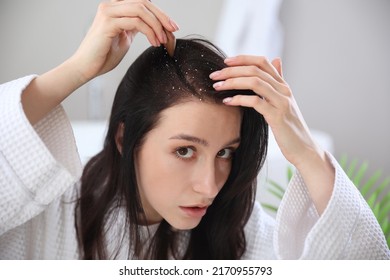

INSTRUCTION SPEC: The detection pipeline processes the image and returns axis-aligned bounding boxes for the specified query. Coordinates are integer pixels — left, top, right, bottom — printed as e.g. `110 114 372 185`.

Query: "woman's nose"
192 161 221 199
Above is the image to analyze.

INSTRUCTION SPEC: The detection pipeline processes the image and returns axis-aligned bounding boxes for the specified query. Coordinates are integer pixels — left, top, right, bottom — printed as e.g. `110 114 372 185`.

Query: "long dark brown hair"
75 37 268 259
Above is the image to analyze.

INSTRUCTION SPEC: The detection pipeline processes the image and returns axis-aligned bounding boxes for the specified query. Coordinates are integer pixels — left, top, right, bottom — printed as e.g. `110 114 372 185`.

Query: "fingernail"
213 81 224 89
169 18 180 31
223 97 233 103
224 57 235 64
209 71 221 79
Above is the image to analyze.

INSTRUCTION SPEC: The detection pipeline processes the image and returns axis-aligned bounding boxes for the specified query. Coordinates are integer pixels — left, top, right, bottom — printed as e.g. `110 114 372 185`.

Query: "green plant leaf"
353 161 368 187
346 158 358 178
261 203 278 213
367 192 378 209
287 166 294 181
364 178 390 230
266 180 286 197
372 203 381 218
378 199 390 227
382 219 389 237
376 176 390 198
267 188 284 200
360 170 382 197
339 154 348 169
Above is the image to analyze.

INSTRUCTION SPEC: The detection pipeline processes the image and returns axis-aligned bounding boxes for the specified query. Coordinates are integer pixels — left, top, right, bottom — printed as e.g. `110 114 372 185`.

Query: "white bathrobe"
0 76 389 259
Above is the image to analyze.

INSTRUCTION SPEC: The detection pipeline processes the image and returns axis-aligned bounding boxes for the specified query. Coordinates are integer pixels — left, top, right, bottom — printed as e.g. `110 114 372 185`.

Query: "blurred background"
1 0 389 209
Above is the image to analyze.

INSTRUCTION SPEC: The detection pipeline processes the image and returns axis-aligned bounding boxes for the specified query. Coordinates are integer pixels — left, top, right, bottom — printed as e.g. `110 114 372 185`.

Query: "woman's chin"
167 218 202 231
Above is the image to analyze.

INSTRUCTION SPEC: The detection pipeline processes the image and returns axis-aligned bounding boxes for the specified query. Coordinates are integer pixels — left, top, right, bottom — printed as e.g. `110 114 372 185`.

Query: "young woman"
0 0 389 259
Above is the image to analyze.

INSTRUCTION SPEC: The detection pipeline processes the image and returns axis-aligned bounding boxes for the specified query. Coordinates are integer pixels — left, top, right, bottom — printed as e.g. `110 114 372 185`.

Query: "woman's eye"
175 147 195 159
217 148 234 159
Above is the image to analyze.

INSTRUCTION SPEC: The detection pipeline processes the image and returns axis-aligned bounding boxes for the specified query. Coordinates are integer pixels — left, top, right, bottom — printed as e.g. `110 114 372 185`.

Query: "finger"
104 2 168 44
271 57 283 78
143 0 180 32
164 30 176 57
210 65 285 93
110 0 179 33
222 95 277 119
213 76 283 107
224 55 284 83
113 17 160 46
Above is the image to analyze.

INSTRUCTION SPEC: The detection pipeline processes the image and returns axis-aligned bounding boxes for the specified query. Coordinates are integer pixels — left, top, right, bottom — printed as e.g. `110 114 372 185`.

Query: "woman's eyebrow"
169 134 240 147
169 134 209 146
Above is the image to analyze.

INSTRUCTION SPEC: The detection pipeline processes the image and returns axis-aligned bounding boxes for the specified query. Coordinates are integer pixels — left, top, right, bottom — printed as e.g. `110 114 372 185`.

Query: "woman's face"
135 99 242 230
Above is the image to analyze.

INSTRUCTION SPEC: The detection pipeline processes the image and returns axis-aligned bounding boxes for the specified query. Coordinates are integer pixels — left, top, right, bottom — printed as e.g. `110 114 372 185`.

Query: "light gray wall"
1 0 389 174
0 0 224 120
280 0 390 175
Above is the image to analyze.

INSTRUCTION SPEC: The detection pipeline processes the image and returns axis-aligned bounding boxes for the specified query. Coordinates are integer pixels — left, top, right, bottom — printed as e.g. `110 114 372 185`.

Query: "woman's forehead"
150 99 242 143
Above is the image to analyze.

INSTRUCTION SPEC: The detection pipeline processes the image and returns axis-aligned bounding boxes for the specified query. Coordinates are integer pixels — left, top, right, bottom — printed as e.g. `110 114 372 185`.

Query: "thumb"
271 57 283 78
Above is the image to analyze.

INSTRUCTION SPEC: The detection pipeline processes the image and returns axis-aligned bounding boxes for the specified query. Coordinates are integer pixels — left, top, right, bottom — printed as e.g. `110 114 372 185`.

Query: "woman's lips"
179 206 208 218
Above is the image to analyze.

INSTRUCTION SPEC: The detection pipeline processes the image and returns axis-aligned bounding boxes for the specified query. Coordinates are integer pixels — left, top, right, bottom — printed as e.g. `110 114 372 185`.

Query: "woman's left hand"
210 55 320 170
210 55 335 214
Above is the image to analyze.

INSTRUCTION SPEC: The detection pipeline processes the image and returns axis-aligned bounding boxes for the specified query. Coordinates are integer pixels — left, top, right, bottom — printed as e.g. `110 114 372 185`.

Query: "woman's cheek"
215 160 232 187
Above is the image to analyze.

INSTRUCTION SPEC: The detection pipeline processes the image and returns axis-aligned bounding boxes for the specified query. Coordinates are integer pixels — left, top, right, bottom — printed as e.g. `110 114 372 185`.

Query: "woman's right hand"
70 0 179 82
22 0 178 125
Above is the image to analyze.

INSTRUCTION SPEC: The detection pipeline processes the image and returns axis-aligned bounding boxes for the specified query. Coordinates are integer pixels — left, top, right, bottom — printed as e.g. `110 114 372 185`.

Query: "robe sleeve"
0 76 82 236
274 152 390 259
